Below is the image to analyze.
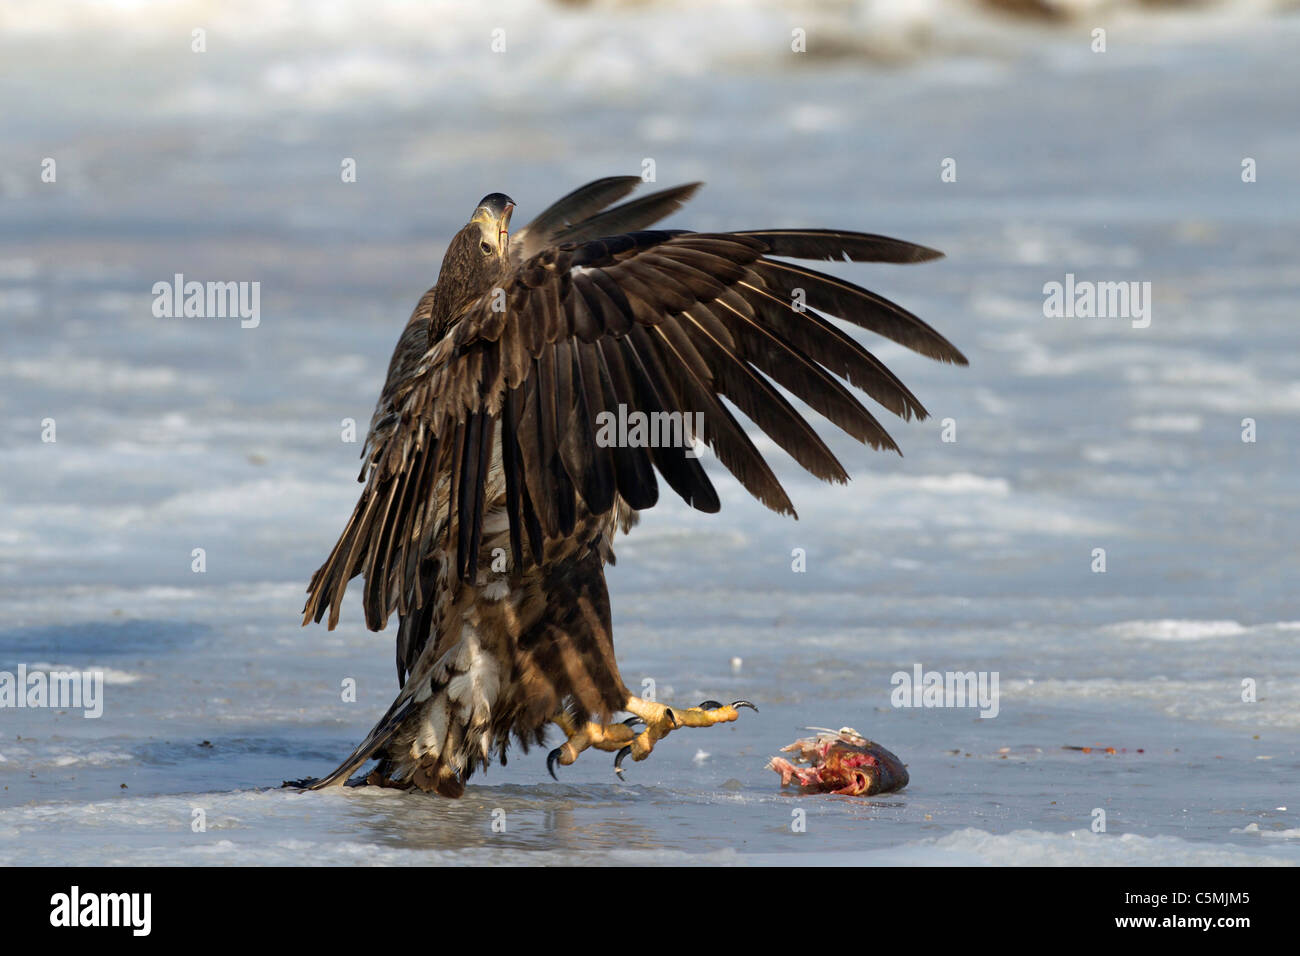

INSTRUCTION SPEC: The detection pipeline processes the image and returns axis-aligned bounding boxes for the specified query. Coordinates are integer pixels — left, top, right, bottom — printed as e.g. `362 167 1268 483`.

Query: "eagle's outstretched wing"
304 198 965 637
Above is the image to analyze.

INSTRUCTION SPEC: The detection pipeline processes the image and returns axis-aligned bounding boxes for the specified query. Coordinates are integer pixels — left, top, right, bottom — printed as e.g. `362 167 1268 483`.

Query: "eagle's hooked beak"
472 192 515 255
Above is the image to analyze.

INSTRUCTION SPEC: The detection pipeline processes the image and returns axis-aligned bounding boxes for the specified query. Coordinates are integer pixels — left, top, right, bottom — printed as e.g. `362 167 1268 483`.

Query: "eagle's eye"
480 241 494 256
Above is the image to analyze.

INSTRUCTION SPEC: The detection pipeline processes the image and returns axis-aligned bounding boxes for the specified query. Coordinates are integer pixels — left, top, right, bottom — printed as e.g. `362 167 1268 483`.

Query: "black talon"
731 699 758 713
622 716 644 727
665 707 677 727
546 747 562 781
614 746 631 778
699 699 723 709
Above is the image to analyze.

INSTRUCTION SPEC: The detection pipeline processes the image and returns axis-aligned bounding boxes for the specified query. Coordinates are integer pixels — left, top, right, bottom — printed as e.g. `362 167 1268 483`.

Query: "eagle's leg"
546 712 640 778
614 695 757 778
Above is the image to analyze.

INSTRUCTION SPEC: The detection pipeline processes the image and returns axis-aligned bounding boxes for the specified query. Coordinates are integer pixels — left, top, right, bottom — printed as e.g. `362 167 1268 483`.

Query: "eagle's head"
432 192 515 332
469 192 515 259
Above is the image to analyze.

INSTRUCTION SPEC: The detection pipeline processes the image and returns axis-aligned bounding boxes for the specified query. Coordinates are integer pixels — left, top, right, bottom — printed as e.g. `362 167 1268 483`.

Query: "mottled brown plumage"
300 177 965 794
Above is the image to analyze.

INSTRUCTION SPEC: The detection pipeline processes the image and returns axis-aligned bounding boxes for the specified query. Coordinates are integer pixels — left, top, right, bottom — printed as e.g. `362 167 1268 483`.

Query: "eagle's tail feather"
310 626 504 797
308 696 415 790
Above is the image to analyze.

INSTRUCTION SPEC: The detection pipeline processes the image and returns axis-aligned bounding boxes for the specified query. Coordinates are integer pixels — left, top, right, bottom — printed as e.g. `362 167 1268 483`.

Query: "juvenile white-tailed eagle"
301 177 965 796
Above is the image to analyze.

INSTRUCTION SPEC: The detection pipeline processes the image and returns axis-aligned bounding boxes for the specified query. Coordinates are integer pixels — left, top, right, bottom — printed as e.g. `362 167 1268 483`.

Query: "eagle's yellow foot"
613 695 757 779
546 712 640 780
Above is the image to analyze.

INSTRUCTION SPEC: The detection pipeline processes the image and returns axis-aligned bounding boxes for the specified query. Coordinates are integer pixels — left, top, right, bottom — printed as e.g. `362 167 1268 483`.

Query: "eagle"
300 177 966 796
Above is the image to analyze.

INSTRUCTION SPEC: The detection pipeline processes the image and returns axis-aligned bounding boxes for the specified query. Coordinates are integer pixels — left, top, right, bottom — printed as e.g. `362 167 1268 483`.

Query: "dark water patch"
0 618 210 664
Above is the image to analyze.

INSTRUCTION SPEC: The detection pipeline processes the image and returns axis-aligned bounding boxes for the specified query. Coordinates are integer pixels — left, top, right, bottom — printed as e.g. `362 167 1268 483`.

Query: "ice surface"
1 2 1298 864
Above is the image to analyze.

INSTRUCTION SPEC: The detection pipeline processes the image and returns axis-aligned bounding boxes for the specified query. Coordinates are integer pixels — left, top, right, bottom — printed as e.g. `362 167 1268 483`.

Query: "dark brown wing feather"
511 178 702 260
512 176 642 258
305 215 964 632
